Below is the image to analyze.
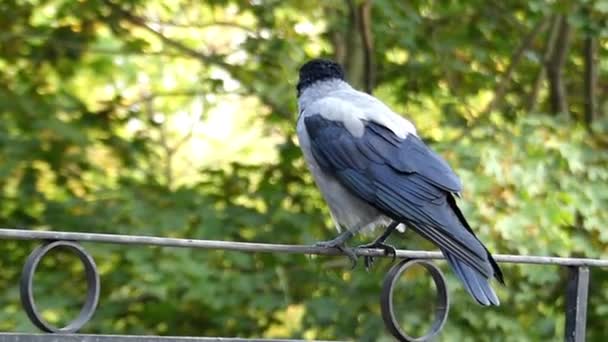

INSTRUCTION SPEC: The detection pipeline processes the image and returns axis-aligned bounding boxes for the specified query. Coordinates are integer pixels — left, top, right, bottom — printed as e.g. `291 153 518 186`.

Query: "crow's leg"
356 221 404 271
315 230 357 269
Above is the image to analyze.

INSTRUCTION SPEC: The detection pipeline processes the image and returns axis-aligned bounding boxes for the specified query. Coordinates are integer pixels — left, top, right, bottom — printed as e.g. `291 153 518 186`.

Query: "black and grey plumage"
296 58 504 306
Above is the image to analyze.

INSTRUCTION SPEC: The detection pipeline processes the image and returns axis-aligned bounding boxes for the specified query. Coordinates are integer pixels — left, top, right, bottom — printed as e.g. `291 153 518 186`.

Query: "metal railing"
0 228 606 342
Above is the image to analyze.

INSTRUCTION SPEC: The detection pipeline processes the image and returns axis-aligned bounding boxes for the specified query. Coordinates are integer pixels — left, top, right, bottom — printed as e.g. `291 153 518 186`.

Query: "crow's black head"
297 59 345 95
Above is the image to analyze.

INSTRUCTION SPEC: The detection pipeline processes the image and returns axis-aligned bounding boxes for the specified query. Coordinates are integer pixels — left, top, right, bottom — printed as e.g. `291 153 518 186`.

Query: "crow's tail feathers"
444 251 500 306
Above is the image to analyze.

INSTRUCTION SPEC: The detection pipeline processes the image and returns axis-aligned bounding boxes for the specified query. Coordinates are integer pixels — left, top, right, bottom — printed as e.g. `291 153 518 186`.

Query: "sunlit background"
1 0 608 341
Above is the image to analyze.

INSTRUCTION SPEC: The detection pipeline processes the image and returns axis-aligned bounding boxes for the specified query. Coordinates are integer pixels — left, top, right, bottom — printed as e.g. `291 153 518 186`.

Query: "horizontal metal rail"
1 228 607 267
0 228 605 342
0 333 340 342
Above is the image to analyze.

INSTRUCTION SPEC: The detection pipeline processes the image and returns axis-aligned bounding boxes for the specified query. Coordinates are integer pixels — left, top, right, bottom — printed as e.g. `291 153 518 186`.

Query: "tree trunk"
358 0 375 94
583 35 597 128
546 15 571 115
327 0 375 93
343 0 365 90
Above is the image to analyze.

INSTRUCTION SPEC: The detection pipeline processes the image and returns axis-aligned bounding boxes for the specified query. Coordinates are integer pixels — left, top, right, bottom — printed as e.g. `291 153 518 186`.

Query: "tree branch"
103 0 291 118
526 15 562 113
144 19 255 33
481 16 549 116
103 0 231 68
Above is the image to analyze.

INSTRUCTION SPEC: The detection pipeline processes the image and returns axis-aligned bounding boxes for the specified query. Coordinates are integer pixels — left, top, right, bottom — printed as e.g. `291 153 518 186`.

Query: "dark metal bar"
20 241 100 333
0 333 341 342
381 259 449 341
564 266 590 342
1 229 607 267
0 228 605 341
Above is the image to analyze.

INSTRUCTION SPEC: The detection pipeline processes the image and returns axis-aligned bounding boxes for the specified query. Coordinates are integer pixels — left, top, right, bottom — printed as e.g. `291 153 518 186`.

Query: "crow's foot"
356 241 397 271
315 231 357 269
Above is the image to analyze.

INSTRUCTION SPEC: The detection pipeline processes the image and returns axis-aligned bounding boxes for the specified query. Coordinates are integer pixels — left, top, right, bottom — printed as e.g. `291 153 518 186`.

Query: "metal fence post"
564 266 589 342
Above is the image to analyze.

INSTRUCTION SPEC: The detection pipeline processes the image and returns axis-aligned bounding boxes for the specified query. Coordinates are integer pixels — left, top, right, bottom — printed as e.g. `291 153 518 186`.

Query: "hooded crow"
296 59 504 306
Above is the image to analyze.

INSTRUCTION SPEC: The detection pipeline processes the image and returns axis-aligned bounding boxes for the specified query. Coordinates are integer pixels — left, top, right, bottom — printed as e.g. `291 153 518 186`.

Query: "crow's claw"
315 232 357 269
357 241 397 271
338 245 358 269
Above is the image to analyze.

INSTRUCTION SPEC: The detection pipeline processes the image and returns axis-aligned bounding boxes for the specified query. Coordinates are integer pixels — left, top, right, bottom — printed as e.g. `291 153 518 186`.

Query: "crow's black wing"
304 114 497 280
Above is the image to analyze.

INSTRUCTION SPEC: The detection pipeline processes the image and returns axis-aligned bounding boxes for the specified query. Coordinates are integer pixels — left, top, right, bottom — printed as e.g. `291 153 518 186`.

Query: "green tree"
0 0 607 340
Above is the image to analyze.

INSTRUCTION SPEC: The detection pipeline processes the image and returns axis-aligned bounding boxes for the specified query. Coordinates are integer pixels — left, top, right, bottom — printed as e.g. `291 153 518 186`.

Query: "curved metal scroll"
380 259 450 341
20 240 100 333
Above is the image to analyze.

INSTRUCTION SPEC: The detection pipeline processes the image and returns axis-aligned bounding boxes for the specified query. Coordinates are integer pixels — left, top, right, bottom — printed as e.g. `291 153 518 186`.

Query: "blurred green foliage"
1 0 608 341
